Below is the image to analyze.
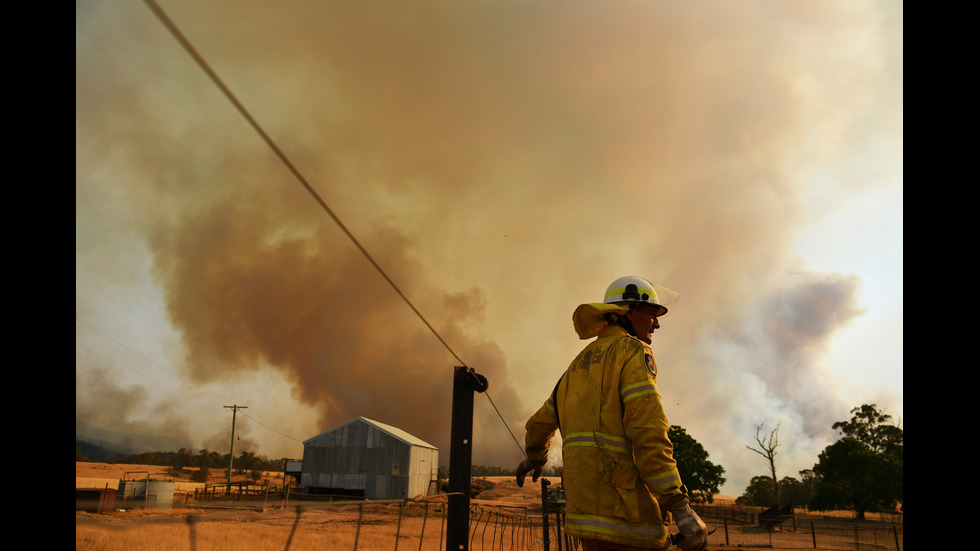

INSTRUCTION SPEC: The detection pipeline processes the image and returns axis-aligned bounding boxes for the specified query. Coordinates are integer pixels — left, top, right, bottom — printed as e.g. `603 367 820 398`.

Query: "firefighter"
516 276 707 551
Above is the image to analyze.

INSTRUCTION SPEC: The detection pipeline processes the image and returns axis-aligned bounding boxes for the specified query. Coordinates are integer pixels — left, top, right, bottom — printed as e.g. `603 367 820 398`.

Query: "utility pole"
225 404 247 494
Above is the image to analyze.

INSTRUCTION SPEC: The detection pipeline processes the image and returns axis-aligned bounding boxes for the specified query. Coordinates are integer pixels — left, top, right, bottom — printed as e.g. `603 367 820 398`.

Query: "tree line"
472 402 901 521
76 403 902 517
75 446 285 484
732 403 903 519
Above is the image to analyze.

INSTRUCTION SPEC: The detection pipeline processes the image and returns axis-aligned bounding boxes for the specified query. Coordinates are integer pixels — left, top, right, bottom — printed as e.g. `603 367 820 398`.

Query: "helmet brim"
611 301 668 318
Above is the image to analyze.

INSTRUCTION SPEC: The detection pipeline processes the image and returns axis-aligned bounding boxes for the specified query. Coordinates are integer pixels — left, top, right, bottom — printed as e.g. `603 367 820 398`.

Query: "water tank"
117 477 176 510
146 480 175 510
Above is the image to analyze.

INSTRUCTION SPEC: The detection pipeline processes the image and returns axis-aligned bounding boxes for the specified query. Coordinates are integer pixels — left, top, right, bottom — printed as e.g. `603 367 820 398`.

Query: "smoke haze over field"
76 1 902 495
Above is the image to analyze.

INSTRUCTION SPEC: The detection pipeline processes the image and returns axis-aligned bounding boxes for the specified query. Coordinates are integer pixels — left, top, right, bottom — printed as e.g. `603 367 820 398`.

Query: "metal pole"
447 366 488 551
354 502 364 551
419 502 430 551
555 501 563 551
439 502 446 551
541 478 551 551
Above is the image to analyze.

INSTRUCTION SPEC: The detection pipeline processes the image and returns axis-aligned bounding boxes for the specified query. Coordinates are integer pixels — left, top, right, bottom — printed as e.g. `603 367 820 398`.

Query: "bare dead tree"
746 422 780 506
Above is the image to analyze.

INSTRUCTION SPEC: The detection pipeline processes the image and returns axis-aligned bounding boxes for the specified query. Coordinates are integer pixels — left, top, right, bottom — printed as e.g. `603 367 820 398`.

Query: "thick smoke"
76 1 901 492
75 366 196 449
141 176 526 462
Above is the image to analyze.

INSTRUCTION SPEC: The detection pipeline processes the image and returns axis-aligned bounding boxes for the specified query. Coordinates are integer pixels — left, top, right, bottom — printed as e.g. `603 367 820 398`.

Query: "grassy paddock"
75 502 532 551
76 465 900 551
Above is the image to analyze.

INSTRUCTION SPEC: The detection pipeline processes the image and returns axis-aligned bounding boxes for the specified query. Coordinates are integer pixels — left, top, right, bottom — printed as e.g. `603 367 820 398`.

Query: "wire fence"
695 518 904 550
692 503 904 550
77 495 555 551
77 489 902 551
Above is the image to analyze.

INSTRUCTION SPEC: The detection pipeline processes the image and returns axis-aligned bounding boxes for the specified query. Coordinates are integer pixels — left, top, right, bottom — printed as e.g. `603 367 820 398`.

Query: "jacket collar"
597 324 630 338
572 302 629 339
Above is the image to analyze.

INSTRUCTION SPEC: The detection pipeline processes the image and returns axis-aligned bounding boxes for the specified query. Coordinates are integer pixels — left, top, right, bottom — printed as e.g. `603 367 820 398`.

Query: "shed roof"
303 416 438 450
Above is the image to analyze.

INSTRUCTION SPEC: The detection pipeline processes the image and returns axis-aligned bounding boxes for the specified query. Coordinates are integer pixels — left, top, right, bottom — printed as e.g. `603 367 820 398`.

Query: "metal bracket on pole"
446 366 489 551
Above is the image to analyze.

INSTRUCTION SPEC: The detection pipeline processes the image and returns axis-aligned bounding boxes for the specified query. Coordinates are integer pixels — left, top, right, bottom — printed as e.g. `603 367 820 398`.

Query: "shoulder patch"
645 354 657 378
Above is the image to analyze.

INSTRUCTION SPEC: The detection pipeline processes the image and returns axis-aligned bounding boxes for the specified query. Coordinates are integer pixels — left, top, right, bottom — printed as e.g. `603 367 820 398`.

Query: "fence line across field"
76 496 561 551
77 490 902 551
691 502 904 550
77 367 901 551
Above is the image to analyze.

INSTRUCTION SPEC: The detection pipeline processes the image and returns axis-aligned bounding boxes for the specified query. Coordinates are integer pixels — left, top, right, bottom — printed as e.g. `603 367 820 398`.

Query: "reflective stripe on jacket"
524 324 684 549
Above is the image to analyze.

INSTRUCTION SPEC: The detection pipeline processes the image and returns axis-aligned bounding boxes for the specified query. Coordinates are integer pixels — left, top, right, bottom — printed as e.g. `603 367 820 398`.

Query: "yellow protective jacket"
523 322 687 549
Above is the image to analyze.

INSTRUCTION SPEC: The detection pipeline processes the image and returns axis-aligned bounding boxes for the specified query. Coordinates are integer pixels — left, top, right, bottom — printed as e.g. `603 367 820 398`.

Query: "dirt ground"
77 463 891 551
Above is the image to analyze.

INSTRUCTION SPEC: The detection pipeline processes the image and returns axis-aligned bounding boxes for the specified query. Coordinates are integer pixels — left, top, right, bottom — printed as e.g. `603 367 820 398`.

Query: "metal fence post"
419 503 430 551
447 366 488 551
555 502 563 551
541 478 551 551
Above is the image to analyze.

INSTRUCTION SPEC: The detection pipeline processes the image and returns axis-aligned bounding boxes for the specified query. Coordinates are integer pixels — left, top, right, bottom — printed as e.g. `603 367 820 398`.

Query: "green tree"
809 437 902 519
236 450 258 476
798 469 818 493
191 449 217 482
668 425 726 503
737 474 814 508
175 448 193 469
778 476 812 508
832 404 903 458
736 475 776 506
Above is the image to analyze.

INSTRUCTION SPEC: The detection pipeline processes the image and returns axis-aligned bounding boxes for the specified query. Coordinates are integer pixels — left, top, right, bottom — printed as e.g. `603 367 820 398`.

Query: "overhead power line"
76 317 233 405
143 0 525 458
142 0 466 368
77 317 304 445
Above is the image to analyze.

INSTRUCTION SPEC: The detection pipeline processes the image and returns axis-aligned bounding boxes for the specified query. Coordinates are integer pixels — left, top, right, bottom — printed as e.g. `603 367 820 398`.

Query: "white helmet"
603 276 678 317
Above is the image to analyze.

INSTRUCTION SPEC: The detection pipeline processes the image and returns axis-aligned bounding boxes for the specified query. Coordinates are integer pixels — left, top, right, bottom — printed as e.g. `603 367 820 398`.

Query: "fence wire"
76 492 901 551
77 496 556 551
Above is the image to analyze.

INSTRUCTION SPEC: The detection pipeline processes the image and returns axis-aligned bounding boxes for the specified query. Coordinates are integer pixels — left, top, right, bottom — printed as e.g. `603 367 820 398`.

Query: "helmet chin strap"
604 310 639 338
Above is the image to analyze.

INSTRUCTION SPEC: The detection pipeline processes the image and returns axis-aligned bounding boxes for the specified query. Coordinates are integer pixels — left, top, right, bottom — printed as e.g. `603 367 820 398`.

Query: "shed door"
391 476 408 499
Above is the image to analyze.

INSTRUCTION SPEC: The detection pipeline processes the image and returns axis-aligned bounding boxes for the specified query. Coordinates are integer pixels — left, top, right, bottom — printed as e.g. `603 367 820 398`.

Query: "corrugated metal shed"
301 416 438 500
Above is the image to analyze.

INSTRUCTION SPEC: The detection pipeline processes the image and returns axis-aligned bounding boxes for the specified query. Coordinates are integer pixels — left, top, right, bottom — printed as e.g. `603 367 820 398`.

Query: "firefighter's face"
626 303 661 344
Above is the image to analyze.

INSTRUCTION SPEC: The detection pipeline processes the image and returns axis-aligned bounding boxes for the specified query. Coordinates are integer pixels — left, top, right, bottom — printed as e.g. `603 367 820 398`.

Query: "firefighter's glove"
671 504 708 551
515 459 545 488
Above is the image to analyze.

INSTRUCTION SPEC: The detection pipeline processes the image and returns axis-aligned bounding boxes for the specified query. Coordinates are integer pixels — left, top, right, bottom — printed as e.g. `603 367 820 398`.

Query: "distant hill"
75 421 197 460
75 438 127 462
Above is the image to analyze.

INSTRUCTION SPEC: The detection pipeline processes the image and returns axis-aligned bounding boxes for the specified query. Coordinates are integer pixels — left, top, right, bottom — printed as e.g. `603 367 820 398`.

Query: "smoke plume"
76 1 902 492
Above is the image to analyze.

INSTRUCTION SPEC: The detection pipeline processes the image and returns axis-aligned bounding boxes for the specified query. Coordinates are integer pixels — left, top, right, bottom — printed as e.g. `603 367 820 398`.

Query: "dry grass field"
76 462 896 551
75 461 286 491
